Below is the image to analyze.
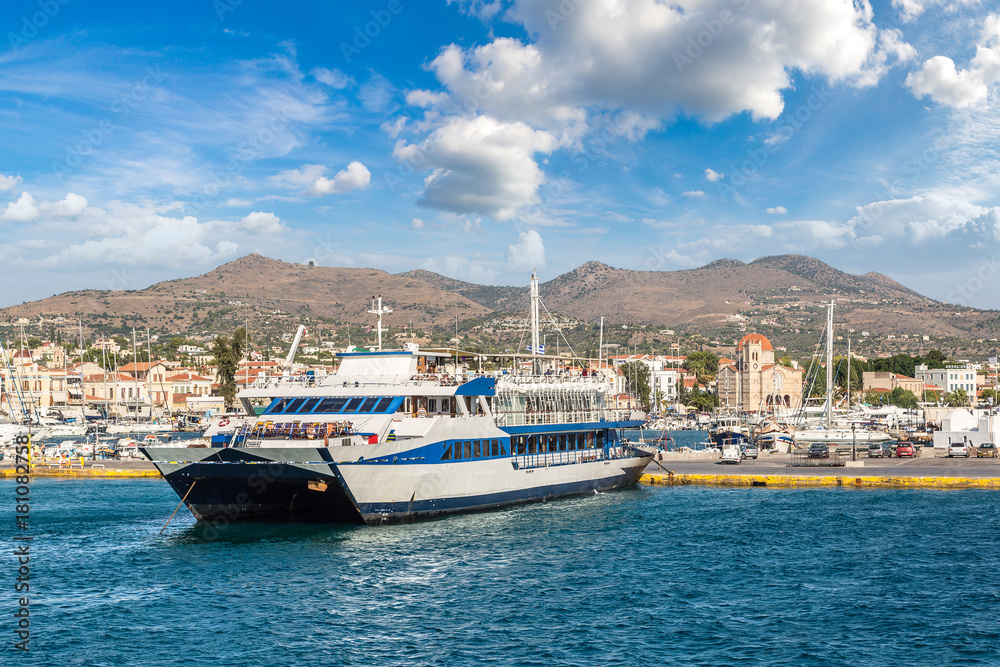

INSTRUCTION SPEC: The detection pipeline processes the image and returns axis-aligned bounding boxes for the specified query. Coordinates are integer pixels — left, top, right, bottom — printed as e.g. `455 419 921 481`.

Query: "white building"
915 364 977 401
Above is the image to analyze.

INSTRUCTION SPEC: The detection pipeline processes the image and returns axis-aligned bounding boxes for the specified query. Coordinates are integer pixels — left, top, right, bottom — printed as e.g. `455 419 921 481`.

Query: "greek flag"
526 344 545 354
990 356 998 365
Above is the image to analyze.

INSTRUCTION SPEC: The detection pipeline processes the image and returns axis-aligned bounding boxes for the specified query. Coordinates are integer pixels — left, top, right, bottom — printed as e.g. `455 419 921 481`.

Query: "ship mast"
826 300 834 428
368 295 392 351
530 272 541 375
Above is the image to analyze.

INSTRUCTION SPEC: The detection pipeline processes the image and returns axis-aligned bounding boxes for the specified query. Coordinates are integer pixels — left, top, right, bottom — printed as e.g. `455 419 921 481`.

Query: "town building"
716 333 804 411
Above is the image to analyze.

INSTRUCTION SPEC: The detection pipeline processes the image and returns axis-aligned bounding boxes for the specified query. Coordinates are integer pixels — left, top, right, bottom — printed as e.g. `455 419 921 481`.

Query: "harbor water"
4 478 1000 665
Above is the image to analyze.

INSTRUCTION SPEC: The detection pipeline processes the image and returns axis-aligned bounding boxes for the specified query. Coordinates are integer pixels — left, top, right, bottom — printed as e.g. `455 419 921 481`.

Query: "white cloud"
36 200 288 274
505 229 545 272
2 192 39 222
766 206 788 214
0 173 23 193
270 164 328 189
271 162 371 196
906 56 989 108
240 211 284 234
311 66 352 89
412 218 426 229
225 198 252 207
906 14 1000 108
423 0 887 127
704 168 723 182
44 193 88 217
307 161 371 196
682 190 705 198
394 115 558 219
892 0 924 22
397 0 905 220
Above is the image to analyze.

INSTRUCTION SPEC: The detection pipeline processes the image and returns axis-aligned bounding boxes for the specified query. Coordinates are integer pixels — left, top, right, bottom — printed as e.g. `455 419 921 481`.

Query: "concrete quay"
0 459 159 478
641 451 1000 489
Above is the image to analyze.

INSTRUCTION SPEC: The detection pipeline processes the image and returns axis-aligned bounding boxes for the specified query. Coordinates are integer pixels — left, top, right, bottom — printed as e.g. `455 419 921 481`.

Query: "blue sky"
2 0 1000 309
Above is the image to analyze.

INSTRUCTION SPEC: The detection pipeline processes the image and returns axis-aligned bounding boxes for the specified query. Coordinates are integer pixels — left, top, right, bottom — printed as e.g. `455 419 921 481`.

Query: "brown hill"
2 254 998 345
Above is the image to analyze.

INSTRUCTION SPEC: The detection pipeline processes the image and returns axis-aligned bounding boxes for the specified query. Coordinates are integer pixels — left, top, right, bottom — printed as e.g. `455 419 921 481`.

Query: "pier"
641 451 1000 489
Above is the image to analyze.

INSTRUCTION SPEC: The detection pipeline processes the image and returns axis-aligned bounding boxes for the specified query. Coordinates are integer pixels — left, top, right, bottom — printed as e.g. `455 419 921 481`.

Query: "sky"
2 0 1000 309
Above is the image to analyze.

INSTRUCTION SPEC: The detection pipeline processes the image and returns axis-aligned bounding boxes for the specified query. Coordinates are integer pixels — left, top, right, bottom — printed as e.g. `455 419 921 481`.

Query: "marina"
5 475 999 666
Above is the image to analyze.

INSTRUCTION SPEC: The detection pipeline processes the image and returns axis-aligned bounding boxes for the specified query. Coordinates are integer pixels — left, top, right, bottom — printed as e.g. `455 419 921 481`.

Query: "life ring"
219 418 230 427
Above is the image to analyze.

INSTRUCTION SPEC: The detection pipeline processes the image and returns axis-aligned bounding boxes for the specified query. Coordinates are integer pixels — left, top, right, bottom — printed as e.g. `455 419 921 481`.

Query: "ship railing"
494 408 605 427
514 444 637 470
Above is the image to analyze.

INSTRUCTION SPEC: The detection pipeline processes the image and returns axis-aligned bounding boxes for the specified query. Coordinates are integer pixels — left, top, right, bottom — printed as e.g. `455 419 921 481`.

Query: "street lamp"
851 422 856 462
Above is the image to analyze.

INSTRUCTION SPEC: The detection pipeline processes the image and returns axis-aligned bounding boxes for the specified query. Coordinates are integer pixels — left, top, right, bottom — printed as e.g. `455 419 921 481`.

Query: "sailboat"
793 301 891 444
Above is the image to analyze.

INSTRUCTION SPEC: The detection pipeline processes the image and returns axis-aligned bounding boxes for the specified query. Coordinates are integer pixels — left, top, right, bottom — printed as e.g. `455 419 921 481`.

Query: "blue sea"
4 477 1000 665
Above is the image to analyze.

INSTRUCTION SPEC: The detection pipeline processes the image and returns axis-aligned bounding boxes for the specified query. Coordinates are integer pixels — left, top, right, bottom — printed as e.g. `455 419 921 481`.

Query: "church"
716 333 804 411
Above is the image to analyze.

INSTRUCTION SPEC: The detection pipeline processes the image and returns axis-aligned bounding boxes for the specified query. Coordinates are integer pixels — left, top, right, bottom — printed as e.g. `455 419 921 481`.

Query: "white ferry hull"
142 444 652 525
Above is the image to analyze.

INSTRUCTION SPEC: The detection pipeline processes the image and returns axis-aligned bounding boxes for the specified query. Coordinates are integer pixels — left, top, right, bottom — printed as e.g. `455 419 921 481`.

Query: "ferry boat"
141 276 654 525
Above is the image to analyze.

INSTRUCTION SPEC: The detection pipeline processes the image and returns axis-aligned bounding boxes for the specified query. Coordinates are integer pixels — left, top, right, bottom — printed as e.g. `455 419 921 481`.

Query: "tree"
683 350 720 384
620 361 651 409
213 327 249 407
943 388 969 407
687 389 718 412
980 388 999 406
919 350 949 370
886 387 919 409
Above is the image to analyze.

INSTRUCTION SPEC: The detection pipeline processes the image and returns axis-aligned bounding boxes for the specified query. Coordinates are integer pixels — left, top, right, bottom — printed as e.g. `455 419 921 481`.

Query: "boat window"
372 397 392 413
441 398 450 413
547 434 557 453
491 439 499 457
441 443 453 461
286 398 308 413
453 440 462 460
463 441 472 459
474 440 482 457
596 430 605 448
515 437 525 455
343 398 362 412
316 397 350 413
359 397 380 412
586 432 594 449
267 398 294 414
429 398 438 412
299 398 322 413
559 434 567 452
528 436 537 454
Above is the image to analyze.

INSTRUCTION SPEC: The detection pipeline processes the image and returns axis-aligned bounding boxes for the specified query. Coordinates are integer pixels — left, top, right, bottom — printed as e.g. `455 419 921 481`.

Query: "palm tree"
943 388 970 408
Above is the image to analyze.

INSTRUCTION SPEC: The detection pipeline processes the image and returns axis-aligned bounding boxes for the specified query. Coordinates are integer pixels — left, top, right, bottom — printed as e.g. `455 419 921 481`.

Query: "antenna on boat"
368 295 392 351
826 300 834 428
530 271 541 375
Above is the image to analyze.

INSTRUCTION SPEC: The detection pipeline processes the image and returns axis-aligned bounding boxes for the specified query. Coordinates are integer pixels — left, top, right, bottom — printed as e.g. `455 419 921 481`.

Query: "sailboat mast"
530 272 540 375
826 300 834 427
847 334 851 413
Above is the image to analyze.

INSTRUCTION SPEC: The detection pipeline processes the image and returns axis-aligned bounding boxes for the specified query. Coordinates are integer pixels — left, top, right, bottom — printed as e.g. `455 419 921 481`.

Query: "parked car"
741 444 759 459
895 442 916 458
807 443 831 459
976 443 998 458
948 442 971 458
867 442 891 458
720 444 742 464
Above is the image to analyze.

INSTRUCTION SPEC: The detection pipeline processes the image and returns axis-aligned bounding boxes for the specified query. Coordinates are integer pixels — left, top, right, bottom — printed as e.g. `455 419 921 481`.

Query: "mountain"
2 254 998 350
